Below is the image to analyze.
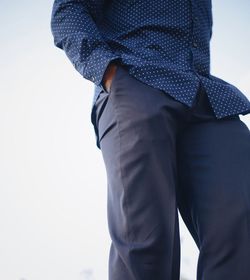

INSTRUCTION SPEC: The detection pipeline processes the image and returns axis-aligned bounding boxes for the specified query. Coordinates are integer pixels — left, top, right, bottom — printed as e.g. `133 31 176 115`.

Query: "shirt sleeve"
50 0 121 87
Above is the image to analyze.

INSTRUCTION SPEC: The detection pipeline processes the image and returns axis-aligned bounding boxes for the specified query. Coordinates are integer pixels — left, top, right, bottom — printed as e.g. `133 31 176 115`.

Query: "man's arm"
50 0 121 88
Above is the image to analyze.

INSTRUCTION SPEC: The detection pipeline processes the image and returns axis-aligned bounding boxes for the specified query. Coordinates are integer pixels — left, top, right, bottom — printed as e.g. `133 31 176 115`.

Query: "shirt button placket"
191 3 198 49
190 0 200 80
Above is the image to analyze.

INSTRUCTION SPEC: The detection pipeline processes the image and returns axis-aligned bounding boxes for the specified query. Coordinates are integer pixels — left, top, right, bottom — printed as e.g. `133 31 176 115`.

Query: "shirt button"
193 42 198 48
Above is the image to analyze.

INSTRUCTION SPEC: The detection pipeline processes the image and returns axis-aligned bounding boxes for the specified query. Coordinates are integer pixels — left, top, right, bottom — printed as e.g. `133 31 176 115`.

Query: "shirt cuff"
83 46 121 89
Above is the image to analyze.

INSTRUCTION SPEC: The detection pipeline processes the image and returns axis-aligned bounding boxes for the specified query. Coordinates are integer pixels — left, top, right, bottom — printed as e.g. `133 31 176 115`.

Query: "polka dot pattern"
51 0 250 119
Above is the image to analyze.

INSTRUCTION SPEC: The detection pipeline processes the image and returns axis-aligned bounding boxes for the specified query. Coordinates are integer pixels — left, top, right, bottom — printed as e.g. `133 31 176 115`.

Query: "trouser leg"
176 87 250 280
94 65 189 280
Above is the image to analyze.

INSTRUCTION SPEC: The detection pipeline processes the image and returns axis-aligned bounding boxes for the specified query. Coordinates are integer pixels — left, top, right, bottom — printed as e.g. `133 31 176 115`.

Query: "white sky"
0 1 249 280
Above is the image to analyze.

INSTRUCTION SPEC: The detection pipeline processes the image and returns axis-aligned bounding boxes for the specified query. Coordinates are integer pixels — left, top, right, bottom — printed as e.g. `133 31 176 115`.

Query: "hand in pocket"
101 62 119 93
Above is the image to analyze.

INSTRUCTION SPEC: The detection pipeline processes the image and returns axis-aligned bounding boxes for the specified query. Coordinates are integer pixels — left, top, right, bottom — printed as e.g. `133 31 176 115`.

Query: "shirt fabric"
50 0 250 120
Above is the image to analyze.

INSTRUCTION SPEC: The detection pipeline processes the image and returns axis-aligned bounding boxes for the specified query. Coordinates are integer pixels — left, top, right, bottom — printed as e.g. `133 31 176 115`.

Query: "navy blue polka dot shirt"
51 0 250 121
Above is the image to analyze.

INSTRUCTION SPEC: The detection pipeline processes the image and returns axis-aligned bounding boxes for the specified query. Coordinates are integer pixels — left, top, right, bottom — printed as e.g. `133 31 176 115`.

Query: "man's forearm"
50 0 120 87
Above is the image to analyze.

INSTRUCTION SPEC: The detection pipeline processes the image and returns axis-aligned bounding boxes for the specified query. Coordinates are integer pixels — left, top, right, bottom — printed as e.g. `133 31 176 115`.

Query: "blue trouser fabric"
91 65 250 280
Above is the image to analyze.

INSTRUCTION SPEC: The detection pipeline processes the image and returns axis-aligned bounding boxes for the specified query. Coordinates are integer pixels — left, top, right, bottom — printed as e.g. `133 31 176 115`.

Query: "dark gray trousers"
91 65 250 280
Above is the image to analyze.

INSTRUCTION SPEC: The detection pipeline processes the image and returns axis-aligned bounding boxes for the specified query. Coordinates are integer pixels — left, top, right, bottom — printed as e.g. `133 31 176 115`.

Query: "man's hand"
101 62 118 93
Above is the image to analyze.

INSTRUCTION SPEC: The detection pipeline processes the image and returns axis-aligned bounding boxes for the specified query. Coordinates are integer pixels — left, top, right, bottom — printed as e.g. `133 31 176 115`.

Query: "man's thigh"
94 65 186 279
176 116 250 279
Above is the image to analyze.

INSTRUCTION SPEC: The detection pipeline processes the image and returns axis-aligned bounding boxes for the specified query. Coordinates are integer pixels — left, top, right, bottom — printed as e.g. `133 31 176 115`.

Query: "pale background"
0 1 249 279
